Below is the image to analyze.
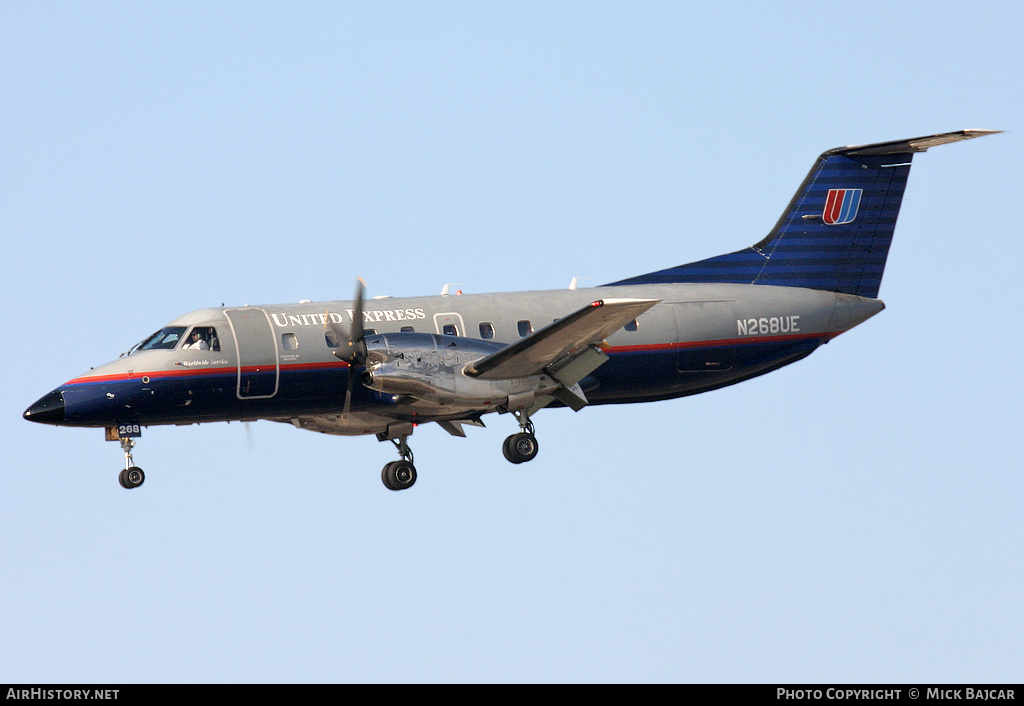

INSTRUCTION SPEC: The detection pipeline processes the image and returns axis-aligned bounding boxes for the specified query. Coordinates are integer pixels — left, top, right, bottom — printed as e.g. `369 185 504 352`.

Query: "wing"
465 298 660 380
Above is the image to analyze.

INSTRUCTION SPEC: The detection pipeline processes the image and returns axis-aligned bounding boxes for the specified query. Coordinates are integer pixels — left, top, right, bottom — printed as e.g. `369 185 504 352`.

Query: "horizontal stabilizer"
835 129 1001 156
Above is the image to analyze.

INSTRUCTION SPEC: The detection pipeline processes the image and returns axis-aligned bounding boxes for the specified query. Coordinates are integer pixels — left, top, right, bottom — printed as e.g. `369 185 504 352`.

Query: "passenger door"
224 308 280 399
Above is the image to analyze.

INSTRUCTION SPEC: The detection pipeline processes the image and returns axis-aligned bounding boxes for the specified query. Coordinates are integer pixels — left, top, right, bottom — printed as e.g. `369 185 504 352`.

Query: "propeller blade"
342 372 354 419
324 309 344 350
351 277 364 346
333 277 367 366
330 277 367 418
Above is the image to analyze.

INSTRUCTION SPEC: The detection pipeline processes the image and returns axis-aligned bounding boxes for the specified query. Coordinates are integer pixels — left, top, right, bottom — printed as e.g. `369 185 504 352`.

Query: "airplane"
23 129 999 491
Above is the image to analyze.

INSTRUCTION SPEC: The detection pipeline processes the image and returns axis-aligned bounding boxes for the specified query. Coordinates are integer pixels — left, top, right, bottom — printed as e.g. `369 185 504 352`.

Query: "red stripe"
64 333 842 387
605 330 838 354
65 361 346 386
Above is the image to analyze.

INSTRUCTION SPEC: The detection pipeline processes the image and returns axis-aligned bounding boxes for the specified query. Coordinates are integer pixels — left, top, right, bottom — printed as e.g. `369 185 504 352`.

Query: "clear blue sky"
2 2 1020 683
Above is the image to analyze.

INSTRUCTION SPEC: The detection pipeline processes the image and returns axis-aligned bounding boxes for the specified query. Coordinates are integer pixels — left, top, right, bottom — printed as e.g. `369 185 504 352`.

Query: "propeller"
325 278 368 418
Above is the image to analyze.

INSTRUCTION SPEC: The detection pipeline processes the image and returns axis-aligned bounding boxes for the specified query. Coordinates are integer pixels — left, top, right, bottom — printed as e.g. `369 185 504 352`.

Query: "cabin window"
517 320 533 337
625 319 638 332
479 322 494 339
282 332 298 351
182 326 220 352
401 326 415 333
442 324 459 336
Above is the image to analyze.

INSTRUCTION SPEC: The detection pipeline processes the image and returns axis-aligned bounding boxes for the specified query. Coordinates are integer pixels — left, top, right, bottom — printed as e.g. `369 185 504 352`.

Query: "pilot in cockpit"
183 329 211 351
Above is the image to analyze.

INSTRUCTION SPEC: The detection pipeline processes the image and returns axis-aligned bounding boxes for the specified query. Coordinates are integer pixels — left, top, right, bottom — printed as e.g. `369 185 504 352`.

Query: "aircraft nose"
23 389 65 424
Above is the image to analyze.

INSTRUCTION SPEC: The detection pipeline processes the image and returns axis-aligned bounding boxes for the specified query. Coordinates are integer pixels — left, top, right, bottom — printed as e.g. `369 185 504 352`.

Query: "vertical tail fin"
610 130 999 298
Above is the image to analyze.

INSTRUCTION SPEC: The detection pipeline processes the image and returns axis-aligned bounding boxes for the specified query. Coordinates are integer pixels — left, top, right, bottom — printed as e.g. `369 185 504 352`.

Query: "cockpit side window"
182 326 220 351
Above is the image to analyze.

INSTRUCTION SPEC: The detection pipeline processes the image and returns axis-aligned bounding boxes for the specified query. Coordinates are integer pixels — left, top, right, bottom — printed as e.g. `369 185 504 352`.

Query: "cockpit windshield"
134 326 187 353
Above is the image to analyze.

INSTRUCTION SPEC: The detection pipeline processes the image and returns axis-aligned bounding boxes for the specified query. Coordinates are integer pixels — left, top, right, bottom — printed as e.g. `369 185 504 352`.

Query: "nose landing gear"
116 435 145 489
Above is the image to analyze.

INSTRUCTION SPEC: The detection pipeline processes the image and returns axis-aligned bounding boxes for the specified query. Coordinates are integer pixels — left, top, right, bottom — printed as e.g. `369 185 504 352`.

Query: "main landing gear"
116 436 145 490
374 412 541 491
380 432 417 491
502 410 539 465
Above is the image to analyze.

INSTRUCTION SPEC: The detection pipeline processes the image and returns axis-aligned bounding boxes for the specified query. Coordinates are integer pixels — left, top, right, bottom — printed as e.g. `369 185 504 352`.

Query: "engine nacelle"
360 332 559 406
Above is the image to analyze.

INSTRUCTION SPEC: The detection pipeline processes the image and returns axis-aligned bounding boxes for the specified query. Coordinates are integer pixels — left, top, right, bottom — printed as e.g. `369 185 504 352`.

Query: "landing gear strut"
503 410 539 464
381 433 417 491
117 436 145 489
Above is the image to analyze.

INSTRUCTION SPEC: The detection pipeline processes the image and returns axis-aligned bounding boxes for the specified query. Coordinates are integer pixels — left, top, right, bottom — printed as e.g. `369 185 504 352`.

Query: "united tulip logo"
823 188 862 225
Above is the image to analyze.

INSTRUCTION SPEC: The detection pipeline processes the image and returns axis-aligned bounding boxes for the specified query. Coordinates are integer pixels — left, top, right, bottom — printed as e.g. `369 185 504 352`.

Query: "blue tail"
609 130 998 299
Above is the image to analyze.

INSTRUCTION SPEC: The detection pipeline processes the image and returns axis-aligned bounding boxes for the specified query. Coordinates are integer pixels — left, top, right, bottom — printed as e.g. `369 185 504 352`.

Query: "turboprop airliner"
23 129 998 491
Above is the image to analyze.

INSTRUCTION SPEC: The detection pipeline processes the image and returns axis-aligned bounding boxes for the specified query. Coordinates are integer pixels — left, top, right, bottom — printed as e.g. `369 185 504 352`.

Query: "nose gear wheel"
117 436 145 489
119 466 145 489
